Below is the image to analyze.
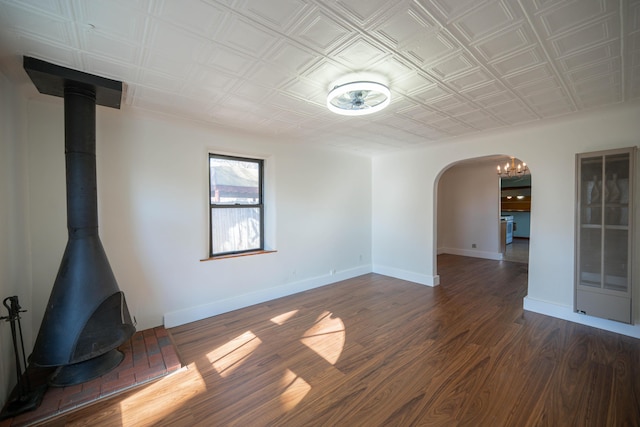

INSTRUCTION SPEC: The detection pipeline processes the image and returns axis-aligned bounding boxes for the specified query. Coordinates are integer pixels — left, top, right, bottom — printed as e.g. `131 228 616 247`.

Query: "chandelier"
497 157 528 177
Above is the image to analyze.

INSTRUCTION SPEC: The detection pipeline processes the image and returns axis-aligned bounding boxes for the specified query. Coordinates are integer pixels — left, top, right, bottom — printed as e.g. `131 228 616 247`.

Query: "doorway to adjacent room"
500 173 531 264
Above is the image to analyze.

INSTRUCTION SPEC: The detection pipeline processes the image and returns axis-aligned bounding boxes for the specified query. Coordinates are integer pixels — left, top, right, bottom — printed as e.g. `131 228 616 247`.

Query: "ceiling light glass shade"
326 81 391 116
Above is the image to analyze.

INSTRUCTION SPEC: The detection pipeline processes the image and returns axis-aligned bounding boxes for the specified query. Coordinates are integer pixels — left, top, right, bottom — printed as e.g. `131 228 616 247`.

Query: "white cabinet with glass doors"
575 147 636 324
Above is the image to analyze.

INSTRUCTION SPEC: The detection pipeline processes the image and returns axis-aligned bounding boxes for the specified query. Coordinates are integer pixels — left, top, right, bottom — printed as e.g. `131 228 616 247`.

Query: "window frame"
208 153 264 257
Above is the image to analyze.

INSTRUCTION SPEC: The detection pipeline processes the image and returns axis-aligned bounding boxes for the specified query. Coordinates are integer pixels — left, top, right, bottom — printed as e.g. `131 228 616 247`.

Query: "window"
209 154 264 257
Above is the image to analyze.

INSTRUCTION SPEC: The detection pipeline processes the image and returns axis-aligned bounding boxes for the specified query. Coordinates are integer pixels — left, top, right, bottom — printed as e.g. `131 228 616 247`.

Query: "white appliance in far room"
501 216 514 244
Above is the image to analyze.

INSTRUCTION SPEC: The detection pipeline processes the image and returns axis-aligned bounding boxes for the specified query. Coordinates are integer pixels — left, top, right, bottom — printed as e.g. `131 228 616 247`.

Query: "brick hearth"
1 326 182 427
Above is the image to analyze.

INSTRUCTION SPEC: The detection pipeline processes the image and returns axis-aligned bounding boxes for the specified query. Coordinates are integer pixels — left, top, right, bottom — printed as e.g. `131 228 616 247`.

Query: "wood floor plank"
607 338 640 425
50 255 640 426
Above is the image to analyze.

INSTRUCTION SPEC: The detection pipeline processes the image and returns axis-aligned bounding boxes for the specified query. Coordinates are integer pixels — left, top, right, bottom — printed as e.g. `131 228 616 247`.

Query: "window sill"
200 249 277 262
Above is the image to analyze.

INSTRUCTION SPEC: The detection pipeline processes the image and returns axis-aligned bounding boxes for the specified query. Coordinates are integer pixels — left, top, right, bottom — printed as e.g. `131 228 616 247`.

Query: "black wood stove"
24 57 135 387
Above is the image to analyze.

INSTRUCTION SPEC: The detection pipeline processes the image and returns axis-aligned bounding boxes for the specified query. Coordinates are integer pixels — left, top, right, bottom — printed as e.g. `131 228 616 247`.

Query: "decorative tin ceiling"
0 0 638 155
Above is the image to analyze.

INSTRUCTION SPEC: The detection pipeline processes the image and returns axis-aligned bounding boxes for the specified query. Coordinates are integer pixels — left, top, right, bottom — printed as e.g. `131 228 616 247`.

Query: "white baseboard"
163 264 372 328
523 296 640 339
372 264 440 287
439 247 503 261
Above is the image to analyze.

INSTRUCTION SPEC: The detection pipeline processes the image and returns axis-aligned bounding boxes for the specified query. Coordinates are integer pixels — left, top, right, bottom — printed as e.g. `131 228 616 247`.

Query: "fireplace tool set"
0 296 46 420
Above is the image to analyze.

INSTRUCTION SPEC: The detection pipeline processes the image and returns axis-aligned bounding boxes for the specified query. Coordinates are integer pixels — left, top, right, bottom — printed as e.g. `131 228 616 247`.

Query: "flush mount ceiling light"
326 81 390 116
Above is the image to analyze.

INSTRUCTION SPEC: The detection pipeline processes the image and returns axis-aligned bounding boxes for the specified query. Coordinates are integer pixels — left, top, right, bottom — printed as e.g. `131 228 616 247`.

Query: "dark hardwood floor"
48 255 640 426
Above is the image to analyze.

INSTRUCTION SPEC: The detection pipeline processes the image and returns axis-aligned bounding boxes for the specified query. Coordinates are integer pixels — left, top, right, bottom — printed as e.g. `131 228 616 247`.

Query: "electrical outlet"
471 243 477 248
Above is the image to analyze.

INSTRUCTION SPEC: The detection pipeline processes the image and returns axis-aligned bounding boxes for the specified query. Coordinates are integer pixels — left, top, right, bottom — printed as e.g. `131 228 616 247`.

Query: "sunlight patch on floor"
300 311 345 365
280 368 312 411
207 331 262 377
202 309 346 418
119 363 205 425
271 309 299 325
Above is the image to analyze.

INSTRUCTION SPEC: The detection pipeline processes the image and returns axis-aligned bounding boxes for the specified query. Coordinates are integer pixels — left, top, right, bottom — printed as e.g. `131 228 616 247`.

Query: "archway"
433 155 532 284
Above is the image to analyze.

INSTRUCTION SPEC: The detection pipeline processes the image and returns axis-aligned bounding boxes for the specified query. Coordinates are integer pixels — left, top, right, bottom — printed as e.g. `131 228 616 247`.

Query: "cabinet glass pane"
604 153 630 226
579 227 601 288
580 157 603 225
603 229 628 292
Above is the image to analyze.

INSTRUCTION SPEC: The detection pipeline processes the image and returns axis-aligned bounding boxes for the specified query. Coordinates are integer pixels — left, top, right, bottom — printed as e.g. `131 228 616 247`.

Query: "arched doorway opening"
434 155 532 284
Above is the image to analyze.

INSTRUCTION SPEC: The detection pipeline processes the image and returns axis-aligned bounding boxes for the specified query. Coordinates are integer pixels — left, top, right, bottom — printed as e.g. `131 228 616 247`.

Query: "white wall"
437 161 502 260
0 73 31 407
370 153 440 286
26 100 372 331
373 102 640 338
